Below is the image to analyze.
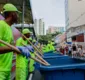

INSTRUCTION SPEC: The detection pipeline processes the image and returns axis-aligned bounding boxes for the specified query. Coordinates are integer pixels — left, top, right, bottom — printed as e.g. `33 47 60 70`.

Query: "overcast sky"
30 0 65 30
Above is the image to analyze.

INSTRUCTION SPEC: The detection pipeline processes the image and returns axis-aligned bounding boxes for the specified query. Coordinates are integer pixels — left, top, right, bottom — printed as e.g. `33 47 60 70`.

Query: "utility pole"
22 0 25 31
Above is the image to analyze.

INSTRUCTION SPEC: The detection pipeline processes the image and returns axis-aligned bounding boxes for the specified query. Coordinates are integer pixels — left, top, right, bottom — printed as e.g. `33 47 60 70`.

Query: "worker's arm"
0 46 31 58
0 46 13 54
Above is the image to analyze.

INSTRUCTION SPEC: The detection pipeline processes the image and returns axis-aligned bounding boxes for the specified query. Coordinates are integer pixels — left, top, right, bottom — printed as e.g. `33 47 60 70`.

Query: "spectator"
60 46 64 55
64 45 68 55
72 44 77 58
82 48 85 57
77 45 83 57
68 45 72 56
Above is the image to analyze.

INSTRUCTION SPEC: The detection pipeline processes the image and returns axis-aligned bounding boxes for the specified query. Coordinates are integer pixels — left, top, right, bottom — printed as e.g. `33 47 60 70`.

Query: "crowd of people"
59 43 85 58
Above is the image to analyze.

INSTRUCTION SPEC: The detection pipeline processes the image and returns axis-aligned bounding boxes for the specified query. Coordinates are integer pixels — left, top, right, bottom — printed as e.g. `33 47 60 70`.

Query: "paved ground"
32 70 42 80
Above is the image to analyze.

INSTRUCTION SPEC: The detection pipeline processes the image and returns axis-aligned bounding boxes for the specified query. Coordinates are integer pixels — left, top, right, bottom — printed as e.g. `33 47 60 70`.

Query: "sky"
30 0 65 30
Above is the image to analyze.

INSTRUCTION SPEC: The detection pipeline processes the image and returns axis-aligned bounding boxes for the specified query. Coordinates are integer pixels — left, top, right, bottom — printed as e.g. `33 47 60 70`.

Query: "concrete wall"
65 0 85 29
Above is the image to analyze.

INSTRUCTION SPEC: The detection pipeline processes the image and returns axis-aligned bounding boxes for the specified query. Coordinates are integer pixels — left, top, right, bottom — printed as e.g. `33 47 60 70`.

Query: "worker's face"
33 42 35 45
24 33 30 38
10 12 18 24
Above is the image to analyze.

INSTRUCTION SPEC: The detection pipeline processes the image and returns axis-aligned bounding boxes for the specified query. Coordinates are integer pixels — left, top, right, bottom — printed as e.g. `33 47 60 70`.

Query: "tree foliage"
38 31 61 44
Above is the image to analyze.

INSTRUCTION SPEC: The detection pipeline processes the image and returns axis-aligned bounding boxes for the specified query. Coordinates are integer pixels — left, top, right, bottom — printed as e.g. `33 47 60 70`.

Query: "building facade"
34 19 39 35
47 26 65 34
55 33 66 47
34 19 45 35
65 0 85 46
39 19 45 35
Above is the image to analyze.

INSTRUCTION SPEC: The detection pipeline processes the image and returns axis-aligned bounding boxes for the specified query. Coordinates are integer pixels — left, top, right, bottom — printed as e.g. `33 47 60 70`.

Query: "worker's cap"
43 45 46 47
22 29 31 34
30 31 33 34
28 37 32 41
51 42 55 45
2 3 21 13
48 41 51 43
33 39 36 42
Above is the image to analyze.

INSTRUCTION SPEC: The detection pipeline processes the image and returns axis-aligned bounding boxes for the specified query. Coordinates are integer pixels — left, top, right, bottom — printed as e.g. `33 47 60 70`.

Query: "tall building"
34 19 39 35
39 19 44 35
43 22 45 35
46 26 65 34
65 0 85 46
34 19 45 35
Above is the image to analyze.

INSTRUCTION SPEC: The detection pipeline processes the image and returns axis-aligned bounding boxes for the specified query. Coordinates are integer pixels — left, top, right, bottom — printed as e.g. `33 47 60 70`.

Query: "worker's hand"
34 41 38 46
26 45 34 53
17 46 30 58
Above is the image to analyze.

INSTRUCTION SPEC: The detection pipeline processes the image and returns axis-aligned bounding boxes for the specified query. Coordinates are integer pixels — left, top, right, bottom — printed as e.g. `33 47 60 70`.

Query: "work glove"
34 41 38 46
17 46 30 58
26 45 34 53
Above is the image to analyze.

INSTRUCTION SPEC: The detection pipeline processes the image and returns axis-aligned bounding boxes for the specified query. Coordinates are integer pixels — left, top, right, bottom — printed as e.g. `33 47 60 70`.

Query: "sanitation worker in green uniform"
16 29 32 80
0 4 31 80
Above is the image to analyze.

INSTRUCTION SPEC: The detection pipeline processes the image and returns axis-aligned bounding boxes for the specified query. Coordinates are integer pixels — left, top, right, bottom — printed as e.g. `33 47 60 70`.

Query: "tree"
38 31 61 44
38 34 52 44
51 32 62 37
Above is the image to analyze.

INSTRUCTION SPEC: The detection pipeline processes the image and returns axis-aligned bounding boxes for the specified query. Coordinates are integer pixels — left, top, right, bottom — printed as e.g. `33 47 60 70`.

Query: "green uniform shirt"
16 37 28 68
47 43 55 52
0 20 13 71
29 52 35 72
42 45 48 53
51 42 55 50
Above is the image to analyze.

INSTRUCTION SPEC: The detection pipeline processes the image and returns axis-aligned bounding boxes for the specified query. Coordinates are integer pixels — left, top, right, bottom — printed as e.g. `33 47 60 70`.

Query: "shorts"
69 51 71 53
16 67 28 80
79 51 82 54
72 51 76 54
0 71 11 80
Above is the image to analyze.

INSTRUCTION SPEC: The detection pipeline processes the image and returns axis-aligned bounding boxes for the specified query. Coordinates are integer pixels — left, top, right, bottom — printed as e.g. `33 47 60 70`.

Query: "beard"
11 16 18 24
10 12 18 24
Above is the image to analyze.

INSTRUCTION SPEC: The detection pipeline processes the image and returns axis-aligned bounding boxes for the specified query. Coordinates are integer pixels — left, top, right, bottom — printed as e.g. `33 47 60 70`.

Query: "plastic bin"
44 51 54 54
44 53 62 56
35 53 68 69
43 52 66 59
40 57 85 80
44 51 61 54
35 62 40 70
